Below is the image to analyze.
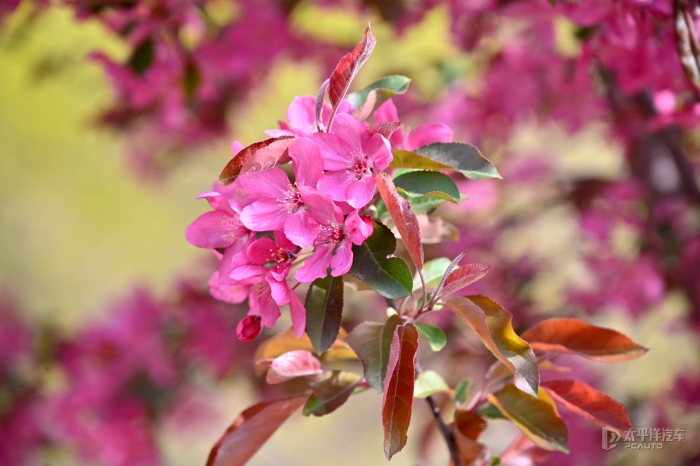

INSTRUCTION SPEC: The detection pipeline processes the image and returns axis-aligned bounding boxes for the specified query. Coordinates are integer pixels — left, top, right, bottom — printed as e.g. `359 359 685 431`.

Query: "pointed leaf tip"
328 25 377 110
447 296 539 397
521 318 648 362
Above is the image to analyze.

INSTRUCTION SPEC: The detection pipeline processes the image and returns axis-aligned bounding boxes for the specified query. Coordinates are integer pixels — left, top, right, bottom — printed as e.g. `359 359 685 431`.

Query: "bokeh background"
1 1 700 465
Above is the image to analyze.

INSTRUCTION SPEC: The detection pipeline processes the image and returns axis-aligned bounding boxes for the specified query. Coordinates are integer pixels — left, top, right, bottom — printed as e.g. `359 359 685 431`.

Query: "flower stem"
426 395 460 466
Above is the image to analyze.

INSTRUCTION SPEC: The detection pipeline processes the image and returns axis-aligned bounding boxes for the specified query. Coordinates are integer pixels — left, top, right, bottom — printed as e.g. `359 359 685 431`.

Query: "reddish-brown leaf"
219 136 294 185
369 121 401 139
264 350 324 384
447 296 539 397
439 263 491 298
521 318 648 362
206 396 306 466
542 379 631 434
499 434 552 466
328 25 376 109
254 327 355 375
315 78 330 132
382 323 419 460
304 370 362 417
450 411 489 466
376 171 424 270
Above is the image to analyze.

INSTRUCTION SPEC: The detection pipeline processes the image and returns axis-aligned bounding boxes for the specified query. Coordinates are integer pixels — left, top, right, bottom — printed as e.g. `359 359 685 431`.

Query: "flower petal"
331 113 371 152
286 96 317 134
318 170 355 204
288 291 307 338
295 244 334 283
185 211 240 249
208 272 249 304
345 210 374 245
290 137 324 188
345 175 376 208
240 199 288 232
267 276 291 306
302 190 343 226
283 209 319 248
330 240 353 276
239 167 290 202
373 100 399 122
246 237 279 264
309 133 354 171
367 133 393 172
407 122 453 150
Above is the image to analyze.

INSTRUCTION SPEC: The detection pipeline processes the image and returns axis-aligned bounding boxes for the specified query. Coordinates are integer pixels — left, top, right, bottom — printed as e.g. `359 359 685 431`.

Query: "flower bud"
236 315 262 342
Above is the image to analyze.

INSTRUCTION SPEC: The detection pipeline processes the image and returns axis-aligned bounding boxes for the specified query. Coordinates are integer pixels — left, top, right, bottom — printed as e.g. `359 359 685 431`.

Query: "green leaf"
128 38 154 75
389 143 501 180
488 384 569 453
415 143 501 180
477 403 506 419
412 257 451 292
415 323 447 351
414 370 450 398
393 171 460 203
346 315 402 392
405 195 446 215
455 379 471 405
305 274 345 355
447 296 539 397
349 221 412 299
347 75 411 120
303 371 362 417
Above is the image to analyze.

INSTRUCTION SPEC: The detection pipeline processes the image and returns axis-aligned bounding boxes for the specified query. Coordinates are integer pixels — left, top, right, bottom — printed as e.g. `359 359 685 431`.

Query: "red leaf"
368 121 401 139
521 318 648 362
382 323 419 460
264 350 324 384
328 25 376 109
315 78 330 132
438 263 490 298
376 171 424 270
206 396 306 466
450 411 489 466
541 379 632 434
219 136 294 185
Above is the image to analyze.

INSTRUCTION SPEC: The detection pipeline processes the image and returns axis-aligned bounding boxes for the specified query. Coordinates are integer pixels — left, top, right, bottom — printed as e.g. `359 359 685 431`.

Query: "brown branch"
425 395 461 466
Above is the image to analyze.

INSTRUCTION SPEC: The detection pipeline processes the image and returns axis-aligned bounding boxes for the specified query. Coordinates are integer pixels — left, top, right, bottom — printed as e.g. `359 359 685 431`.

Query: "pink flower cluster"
187 95 454 341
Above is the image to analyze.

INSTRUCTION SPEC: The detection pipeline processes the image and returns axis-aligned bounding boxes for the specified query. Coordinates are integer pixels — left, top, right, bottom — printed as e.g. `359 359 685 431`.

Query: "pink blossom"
374 99 453 150
296 199 374 283
239 137 330 247
265 96 354 138
311 113 392 208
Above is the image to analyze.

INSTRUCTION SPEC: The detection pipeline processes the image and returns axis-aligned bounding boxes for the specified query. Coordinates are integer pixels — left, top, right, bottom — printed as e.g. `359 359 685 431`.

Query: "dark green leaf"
415 323 447 351
477 403 507 419
349 221 412 299
347 75 411 120
128 38 153 75
305 274 344 354
303 371 362 417
394 171 460 203
389 143 500 180
346 314 402 392
183 61 200 99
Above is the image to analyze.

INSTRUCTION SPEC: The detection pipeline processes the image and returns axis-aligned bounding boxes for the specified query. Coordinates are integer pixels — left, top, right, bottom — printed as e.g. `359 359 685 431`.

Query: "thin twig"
426 396 461 466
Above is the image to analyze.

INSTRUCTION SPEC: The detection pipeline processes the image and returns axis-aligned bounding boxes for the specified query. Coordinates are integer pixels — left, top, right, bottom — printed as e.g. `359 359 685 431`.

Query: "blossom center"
281 185 305 213
350 155 371 180
317 223 344 245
